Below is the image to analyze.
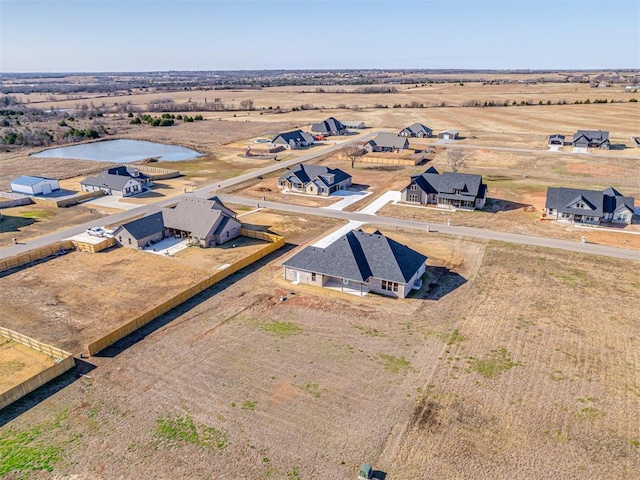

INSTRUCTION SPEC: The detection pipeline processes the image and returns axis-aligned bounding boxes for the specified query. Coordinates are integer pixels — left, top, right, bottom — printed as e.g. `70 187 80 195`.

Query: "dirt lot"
1 227 637 479
0 340 56 394
0 248 211 354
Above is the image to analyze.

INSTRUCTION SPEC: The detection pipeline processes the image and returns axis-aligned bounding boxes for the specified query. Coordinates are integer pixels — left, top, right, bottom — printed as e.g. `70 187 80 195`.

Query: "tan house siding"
214 218 242 245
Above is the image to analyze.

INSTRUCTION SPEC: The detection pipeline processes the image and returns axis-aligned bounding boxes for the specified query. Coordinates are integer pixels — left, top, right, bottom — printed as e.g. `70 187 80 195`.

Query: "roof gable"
11 175 54 187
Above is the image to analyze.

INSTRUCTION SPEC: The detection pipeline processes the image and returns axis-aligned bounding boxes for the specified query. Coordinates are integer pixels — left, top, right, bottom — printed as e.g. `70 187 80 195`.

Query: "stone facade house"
363 133 410 153
311 117 347 136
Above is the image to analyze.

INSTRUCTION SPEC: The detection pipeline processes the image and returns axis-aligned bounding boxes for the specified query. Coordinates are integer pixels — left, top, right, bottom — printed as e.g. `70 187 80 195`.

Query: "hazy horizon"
1 0 639 73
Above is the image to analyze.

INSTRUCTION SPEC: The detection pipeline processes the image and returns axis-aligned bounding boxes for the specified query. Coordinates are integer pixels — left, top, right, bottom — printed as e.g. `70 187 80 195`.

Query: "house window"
410 184 417 190
381 280 399 292
576 202 586 209
408 193 419 202
118 236 122 242
311 272 316 282
128 238 131 245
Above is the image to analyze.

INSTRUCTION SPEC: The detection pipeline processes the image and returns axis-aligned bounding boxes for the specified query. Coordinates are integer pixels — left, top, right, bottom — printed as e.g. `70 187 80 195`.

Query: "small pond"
32 139 203 163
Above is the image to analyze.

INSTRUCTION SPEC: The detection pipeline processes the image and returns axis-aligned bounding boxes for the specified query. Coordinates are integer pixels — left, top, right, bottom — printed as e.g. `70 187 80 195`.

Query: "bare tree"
240 99 254 111
446 149 467 173
343 144 366 169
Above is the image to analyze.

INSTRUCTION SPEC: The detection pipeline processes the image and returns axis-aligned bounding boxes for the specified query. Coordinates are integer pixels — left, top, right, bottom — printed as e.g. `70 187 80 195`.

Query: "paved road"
218 194 640 262
435 141 640 161
0 134 374 259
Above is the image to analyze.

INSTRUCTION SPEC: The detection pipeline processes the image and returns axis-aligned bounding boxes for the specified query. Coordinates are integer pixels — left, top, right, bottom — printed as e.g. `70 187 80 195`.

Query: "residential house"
10 176 60 195
81 166 151 197
572 130 610 150
113 211 166 249
282 229 427 298
311 117 348 136
438 130 459 140
399 123 433 138
400 167 487 210
363 133 410 153
548 134 565 146
271 130 315 150
114 197 241 248
277 164 352 196
544 187 635 225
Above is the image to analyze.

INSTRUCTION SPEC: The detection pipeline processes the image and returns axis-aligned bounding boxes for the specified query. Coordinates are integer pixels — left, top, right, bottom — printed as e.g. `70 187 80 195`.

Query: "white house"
10 176 60 195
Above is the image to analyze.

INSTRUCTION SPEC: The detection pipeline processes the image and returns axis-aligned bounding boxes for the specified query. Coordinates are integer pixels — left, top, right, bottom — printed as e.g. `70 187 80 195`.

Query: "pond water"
32 139 203 163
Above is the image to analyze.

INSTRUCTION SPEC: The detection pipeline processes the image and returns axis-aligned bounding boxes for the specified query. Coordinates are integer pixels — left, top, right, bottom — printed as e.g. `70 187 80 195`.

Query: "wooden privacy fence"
0 327 75 410
85 231 285 356
356 155 422 166
0 240 74 273
72 237 115 253
136 165 181 180
32 190 103 208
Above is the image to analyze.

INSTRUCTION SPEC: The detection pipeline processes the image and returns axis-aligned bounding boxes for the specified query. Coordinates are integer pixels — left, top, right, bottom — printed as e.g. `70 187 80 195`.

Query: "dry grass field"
1 225 637 479
0 204 106 248
0 248 211 354
1 76 639 478
0 340 56 394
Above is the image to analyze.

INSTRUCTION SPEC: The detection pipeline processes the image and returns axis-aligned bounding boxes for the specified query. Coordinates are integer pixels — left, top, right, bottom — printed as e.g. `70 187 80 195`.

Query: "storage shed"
10 176 60 195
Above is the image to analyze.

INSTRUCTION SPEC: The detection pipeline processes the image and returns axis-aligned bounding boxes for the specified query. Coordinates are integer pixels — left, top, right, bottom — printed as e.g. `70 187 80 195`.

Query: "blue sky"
1 0 638 72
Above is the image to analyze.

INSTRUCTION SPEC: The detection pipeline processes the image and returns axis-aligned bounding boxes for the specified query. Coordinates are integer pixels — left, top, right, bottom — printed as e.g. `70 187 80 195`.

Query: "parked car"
86 227 113 238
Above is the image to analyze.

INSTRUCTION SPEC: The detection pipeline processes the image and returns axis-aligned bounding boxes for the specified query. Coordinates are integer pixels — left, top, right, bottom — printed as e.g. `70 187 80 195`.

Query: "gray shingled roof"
410 168 486 199
399 123 432 136
311 117 347 134
545 187 634 216
114 211 165 240
163 197 235 239
114 198 237 241
572 130 609 143
278 164 351 188
367 132 410 150
273 130 315 144
283 229 427 284
81 173 141 190
107 166 150 180
549 134 565 140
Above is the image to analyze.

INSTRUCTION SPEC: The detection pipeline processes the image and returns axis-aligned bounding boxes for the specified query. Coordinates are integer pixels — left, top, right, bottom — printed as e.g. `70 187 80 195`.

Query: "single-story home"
272 130 315 150
81 166 151 197
401 166 487 210
10 176 60 195
113 197 241 248
572 130 610 149
399 123 433 138
277 164 352 196
282 229 427 298
311 117 348 136
548 134 565 146
363 133 410 153
438 130 459 140
544 186 635 225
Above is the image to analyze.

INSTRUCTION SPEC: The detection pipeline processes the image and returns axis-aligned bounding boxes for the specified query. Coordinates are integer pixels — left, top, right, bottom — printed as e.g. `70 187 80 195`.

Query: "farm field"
0 340 56 394
1 229 638 479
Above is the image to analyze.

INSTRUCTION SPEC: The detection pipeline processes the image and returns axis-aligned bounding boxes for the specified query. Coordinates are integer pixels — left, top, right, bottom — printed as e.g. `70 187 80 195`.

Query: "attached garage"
10 176 60 195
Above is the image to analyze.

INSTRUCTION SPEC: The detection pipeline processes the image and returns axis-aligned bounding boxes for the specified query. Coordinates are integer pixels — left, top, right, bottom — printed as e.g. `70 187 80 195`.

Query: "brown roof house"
113 197 241 248
282 229 427 298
